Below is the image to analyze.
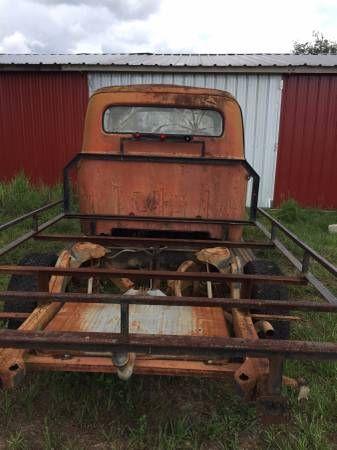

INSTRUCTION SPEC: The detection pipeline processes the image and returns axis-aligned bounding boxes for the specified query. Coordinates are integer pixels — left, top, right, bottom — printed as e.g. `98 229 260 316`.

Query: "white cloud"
148 0 337 53
0 31 31 53
31 0 161 20
0 0 336 54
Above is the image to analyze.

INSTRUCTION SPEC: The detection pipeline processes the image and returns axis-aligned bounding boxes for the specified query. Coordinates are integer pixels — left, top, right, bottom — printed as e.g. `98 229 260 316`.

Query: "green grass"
0 174 79 291
0 180 336 449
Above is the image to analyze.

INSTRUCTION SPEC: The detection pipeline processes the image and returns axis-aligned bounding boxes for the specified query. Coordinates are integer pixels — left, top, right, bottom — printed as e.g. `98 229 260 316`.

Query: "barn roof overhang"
0 53 337 74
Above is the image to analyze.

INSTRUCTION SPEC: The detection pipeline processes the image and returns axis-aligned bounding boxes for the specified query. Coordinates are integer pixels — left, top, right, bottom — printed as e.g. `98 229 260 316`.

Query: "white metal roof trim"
1 53 337 67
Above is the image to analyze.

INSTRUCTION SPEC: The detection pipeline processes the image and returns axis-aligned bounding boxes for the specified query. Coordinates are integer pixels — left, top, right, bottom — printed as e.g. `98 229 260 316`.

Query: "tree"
293 31 337 55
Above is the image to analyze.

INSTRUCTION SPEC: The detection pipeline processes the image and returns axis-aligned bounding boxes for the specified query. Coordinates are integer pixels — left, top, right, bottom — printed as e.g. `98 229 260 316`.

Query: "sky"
0 0 336 54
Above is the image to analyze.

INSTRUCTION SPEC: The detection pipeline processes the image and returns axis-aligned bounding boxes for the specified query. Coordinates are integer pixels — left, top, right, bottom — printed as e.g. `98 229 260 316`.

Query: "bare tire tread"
243 259 290 340
4 253 57 329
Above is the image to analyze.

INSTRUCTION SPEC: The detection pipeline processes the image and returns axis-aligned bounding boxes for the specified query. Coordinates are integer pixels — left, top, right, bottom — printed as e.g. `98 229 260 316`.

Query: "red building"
0 54 336 208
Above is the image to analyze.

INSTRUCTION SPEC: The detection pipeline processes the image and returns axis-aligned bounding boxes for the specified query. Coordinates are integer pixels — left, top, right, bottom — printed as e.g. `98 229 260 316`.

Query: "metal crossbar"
256 208 337 305
1 291 335 312
0 330 336 361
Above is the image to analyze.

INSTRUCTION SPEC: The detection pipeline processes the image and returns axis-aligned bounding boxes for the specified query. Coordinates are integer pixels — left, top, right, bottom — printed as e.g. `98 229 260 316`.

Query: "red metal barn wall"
274 75 337 208
0 72 88 184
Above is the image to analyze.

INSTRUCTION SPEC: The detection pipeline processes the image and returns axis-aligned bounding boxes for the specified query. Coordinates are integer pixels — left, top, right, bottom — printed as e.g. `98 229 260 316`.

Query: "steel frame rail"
0 330 335 361
1 291 337 311
256 207 337 305
0 200 62 233
62 152 260 220
0 213 65 258
0 265 307 284
0 153 337 371
33 233 271 249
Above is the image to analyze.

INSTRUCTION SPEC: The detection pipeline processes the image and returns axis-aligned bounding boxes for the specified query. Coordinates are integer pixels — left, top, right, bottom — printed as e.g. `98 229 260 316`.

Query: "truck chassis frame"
0 153 336 422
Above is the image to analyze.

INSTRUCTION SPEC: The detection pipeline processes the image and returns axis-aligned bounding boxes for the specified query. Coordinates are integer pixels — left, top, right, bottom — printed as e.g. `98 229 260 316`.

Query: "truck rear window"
103 106 223 137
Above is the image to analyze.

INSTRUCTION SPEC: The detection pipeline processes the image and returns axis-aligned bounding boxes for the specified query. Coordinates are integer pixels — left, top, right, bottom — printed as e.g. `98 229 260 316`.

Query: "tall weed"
0 173 61 218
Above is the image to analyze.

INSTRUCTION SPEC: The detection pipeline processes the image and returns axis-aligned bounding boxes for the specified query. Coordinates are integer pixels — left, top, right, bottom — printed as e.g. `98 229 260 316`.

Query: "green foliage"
275 199 304 223
0 173 61 219
6 431 27 450
0 175 78 281
293 31 337 54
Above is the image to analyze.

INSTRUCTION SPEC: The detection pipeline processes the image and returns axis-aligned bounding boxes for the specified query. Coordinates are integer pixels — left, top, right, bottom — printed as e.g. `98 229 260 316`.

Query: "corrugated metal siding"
88 72 282 207
0 72 88 184
274 75 337 208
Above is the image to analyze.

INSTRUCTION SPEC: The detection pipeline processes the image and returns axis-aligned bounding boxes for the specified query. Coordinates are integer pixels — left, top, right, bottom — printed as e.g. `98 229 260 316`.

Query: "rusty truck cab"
78 85 248 240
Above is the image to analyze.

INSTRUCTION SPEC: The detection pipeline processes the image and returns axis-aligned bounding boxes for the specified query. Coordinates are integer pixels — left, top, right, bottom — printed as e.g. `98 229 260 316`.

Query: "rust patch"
0 242 107 389
70 242 107 263
45 302 229 337
26 354 239 378
168 260 200 297
196 247 231 271
131 320 141 331
145 192 158 212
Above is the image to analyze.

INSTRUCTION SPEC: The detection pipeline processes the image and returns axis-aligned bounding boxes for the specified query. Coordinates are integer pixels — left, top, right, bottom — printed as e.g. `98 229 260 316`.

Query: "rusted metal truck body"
0 84 336 423
78 85 247 240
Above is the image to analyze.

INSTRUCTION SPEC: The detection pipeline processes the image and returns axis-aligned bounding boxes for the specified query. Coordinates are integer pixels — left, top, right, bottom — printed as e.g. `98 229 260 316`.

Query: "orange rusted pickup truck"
78 85 247 241
0 84 336 423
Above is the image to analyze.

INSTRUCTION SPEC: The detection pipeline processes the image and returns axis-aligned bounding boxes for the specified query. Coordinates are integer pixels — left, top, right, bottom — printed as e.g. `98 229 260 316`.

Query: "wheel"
243 259 290 339
4 253 58 329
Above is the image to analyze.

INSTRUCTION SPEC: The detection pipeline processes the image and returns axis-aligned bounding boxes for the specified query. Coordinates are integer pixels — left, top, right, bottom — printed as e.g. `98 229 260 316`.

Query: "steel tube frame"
1 291 336 312
0 330 336 361
0 213 65 258
0 152 337 376
256 209 337 305
257 207 337 277
34 233 273 250
0 200 62 232
64 213 254 226
0 265 306 284
62 152 260 220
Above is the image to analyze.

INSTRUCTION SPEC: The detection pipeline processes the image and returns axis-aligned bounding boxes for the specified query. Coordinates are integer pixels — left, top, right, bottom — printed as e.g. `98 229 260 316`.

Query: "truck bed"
45 303 229 337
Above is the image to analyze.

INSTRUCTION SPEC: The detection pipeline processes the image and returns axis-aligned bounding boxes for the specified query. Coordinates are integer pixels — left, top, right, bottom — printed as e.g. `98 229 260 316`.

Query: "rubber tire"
243 259 290 340
4 253 58 329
